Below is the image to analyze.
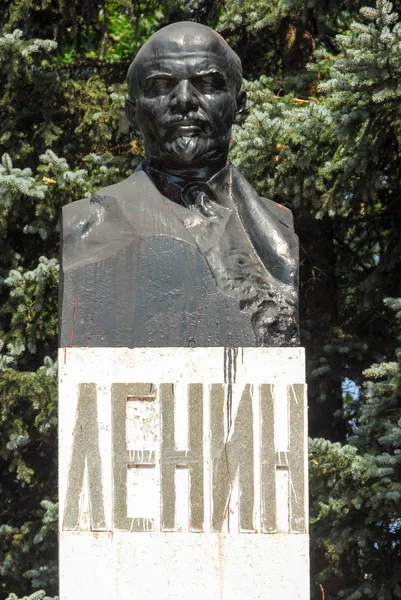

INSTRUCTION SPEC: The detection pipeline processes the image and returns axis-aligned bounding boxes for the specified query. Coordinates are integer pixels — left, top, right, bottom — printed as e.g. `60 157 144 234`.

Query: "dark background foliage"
1 1 400 599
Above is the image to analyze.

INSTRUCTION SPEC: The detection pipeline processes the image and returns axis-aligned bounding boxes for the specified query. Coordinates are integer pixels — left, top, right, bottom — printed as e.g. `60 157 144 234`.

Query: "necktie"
181 182 219 220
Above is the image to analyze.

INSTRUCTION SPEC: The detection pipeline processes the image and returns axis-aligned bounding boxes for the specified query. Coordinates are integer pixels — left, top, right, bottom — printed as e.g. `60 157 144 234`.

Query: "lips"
164 119 207 136
174 124 202 135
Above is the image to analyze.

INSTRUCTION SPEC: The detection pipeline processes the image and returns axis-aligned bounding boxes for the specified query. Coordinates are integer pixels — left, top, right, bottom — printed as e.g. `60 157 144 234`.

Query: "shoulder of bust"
258 196 294 231
61 171 153 266
62 170 146 216
228 164 295 232
62 170 156 231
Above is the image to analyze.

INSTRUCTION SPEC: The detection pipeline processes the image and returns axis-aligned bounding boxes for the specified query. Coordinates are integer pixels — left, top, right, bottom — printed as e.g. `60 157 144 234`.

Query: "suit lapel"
226 166 298 291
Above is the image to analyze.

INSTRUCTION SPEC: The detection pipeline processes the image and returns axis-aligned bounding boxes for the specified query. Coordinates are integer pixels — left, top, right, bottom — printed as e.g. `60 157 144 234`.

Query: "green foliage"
231 78 333 208
6 592 57 600
1 0 401 599
310 299 401 599
231 0 401 212
0 366 57 597
314 0 401 210
218 0 282 32
102 4 163 63
1 256 59 369
0 30 59 161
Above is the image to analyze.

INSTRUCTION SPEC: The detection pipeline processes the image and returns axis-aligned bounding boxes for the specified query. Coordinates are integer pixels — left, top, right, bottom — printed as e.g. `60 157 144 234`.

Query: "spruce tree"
310 298 401 599
2 0 401 598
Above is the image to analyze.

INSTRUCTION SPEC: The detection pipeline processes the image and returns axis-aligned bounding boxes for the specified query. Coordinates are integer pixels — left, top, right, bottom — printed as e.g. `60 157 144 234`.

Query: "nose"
170 79 198 113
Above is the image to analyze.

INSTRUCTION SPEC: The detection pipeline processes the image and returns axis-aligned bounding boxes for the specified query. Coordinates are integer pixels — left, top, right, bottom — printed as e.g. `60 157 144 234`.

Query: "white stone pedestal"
59 347 309 600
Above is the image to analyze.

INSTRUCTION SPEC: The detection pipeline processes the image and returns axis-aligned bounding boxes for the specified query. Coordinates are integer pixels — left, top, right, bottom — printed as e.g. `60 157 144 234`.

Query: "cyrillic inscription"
63 383 106 531
62 382 307 534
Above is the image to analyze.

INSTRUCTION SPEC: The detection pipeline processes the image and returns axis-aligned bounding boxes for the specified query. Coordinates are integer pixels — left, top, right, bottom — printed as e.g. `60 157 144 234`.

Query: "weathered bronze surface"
60 22 299 348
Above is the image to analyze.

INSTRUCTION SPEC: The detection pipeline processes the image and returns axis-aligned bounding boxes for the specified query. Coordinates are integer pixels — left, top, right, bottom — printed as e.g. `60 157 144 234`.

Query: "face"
132 40 242 170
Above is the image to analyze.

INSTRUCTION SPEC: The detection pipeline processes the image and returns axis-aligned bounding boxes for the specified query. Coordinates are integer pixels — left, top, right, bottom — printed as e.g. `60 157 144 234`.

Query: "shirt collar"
138 160 231 207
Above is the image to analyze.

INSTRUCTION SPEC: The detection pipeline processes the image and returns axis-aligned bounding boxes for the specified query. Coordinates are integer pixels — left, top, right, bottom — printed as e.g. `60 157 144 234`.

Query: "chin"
161 136 221 167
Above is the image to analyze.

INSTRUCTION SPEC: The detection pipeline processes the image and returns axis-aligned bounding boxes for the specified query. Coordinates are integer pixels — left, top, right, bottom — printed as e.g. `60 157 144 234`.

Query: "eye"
144 77 176 97
192 73 226 93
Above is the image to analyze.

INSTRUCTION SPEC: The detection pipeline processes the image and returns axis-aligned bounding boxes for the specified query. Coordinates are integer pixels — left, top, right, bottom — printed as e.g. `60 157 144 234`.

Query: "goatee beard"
145 131 231 175
166 136 206 164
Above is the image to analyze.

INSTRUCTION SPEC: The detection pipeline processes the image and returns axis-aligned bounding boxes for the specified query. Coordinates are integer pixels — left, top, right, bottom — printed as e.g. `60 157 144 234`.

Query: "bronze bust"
60 22 299 348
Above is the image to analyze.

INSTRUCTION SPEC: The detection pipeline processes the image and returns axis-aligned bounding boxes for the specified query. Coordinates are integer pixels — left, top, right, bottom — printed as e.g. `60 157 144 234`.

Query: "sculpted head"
126 22 246 173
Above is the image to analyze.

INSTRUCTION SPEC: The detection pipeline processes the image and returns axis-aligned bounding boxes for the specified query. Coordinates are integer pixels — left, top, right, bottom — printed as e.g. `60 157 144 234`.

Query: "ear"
125 98 137 129
234 89 247 124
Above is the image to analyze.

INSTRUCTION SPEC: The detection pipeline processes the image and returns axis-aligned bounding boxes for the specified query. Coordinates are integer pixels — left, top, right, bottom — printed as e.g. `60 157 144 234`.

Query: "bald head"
125 22 246 174
127 22 243 100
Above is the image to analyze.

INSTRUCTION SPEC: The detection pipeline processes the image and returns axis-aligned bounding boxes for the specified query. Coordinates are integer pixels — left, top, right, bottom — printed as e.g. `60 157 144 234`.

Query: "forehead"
142 26 229 60
132 32 233 92
143 51 229 79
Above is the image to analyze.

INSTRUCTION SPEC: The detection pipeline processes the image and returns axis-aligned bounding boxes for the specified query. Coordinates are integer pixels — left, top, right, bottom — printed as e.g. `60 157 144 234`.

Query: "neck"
141 158 229 207
147 153 228 181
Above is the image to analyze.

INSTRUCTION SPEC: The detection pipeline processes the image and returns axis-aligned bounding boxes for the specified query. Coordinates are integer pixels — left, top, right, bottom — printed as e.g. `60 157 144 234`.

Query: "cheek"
136 100 164 127
205 96 236 125
136 107 159 142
